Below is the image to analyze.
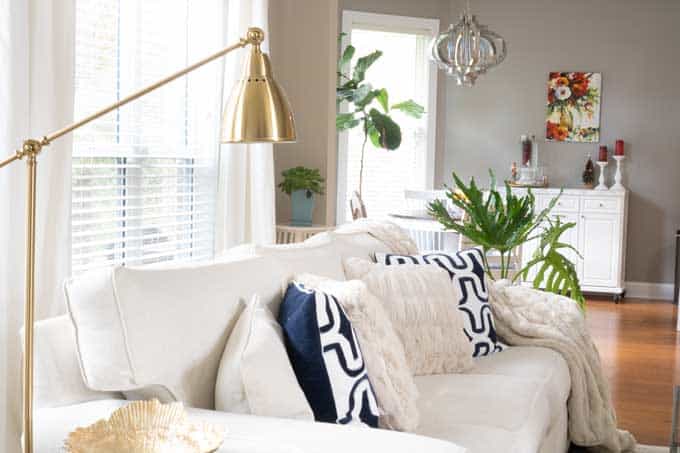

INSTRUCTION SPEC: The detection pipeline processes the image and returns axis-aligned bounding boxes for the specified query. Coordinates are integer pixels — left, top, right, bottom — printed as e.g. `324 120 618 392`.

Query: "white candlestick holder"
595 161 608 191
610 155 625 191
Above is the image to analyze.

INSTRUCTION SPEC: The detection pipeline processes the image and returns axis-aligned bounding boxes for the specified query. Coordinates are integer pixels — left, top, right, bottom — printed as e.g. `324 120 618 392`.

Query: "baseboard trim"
625 281 675 301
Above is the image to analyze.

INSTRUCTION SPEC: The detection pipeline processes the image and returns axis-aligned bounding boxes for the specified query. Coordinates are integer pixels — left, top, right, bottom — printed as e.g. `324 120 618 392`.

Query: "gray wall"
270 0 339 225
275 0 680 285
442 0 680 284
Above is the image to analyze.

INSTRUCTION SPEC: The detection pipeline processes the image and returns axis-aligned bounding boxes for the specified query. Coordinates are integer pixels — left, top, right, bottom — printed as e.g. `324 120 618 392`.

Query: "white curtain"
0 0 75 450
215 0 276 251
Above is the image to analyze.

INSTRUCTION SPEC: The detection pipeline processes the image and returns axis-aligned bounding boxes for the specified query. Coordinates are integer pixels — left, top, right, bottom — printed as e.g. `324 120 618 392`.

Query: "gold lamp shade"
221 28 296 143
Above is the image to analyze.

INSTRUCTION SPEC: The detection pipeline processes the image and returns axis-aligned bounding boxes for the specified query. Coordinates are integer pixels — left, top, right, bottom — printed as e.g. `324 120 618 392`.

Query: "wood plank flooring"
581 297 680 447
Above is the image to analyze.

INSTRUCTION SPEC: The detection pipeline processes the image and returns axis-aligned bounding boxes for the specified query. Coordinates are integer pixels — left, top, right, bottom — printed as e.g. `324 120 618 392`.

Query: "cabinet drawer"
582 197 621 213
549 195 580 212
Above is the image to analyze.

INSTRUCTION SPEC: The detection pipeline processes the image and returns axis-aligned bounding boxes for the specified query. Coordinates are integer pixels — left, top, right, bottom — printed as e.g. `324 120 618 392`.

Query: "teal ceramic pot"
291 189 314 226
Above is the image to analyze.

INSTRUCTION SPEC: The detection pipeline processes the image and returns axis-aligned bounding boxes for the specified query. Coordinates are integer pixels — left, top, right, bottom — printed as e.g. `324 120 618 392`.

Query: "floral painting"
546 72 601 142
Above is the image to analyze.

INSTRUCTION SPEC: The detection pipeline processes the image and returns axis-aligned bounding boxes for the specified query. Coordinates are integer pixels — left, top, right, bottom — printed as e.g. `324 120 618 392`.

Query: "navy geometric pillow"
278 282 379 427
376 248 505 357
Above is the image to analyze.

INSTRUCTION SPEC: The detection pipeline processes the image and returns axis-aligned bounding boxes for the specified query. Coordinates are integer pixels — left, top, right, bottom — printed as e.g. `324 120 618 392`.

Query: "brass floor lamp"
0 27 295 453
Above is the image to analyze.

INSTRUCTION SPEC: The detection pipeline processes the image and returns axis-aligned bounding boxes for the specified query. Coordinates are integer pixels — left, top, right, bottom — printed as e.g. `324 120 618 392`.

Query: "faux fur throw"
334 219 419 255
341 220 637 452
489 280 636 452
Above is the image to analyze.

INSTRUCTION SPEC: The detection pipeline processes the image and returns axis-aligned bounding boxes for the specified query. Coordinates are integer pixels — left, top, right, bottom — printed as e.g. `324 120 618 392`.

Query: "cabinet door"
578 213 620 287
553 212 580 275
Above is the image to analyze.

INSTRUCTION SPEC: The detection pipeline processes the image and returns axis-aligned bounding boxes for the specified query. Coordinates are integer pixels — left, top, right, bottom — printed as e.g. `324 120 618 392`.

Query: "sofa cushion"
414 346 570 453
471 345 571 418
376 249 505 357
36 400 466 453
65 256 287 409
343 258 474 376
279 282 380 427
415 373 551 453
214 295 313 420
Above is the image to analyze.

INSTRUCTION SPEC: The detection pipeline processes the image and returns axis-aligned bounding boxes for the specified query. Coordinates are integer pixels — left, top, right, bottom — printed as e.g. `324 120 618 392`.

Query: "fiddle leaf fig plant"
428 170 585 309
278 166 325 199
336 34 425 199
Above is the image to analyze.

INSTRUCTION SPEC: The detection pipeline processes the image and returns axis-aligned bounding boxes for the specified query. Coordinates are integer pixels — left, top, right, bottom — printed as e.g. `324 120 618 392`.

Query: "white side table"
276 224 334 244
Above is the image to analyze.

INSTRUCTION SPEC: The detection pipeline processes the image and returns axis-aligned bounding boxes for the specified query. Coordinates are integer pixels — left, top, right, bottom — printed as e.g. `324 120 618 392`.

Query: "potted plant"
336 35 424 219
278 166 325 226
428 170 585 309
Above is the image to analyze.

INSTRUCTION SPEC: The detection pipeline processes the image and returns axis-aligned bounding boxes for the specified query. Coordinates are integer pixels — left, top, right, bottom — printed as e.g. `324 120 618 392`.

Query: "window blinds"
72 0 223 273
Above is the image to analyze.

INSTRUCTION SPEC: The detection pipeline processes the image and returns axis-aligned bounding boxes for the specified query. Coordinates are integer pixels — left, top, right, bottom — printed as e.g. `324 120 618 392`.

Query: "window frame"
71 0 221 274
336 10 439 224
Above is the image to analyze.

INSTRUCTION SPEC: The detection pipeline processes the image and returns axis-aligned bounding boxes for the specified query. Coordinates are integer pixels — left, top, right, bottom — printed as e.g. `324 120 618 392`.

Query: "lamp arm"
0 35 253 166
45 38 249 144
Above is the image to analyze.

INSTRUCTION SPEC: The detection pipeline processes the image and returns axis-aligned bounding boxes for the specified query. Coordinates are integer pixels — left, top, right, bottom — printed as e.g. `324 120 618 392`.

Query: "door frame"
336 10 440 223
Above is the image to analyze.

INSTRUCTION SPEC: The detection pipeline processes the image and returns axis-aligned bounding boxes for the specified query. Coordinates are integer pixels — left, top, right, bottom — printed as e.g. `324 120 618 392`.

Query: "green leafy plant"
278 166 325 198
428 170 585 308
336 33 425 198
519 217 585 309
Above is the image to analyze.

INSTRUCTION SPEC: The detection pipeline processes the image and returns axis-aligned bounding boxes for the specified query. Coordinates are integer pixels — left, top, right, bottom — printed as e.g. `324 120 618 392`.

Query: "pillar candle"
615 140 625 156
598 145 608 162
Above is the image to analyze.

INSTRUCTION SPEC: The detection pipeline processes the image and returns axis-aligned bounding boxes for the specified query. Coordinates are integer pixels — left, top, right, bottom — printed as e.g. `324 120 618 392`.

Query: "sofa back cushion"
65 256 287 409
57 231 392 410
64 236 358 410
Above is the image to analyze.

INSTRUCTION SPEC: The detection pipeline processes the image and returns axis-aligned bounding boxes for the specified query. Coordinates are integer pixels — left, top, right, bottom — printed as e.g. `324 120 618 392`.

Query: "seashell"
65 399 225 453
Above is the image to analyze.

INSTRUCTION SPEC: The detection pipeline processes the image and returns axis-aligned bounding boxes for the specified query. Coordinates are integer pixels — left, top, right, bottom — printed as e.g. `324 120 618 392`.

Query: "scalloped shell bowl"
65 399 225 453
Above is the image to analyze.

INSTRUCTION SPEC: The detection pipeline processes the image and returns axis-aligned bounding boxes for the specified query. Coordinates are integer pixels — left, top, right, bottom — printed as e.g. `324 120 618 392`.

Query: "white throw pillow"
294 274 419 432
215 295 313 420
343 258 474 376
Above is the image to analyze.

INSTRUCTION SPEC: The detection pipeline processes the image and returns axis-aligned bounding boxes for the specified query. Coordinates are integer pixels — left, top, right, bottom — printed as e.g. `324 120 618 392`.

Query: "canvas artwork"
546 72 601 142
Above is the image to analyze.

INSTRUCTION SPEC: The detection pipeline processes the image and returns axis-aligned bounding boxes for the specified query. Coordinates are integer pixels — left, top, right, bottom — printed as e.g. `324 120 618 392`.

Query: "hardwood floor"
584 297 680 446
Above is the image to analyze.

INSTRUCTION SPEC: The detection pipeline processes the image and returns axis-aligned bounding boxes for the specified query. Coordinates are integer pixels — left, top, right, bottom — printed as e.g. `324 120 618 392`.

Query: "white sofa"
34 232 570 453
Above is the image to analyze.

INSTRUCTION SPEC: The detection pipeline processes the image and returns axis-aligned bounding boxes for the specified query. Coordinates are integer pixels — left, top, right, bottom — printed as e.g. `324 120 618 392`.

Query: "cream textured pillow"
215 295 313 420
343 258 474 376
294 274 419 432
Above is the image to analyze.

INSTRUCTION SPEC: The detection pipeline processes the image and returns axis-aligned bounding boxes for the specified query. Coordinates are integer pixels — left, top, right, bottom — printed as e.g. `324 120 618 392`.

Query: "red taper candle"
598 145 608 162
615 140 624 156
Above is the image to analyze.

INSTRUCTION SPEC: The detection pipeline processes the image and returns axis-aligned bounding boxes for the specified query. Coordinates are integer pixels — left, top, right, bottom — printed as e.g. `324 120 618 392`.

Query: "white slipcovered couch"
34 232 570 452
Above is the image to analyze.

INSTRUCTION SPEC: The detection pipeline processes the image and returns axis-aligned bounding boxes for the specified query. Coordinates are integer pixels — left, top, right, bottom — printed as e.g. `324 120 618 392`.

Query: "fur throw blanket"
334 218 419 255
489 281 636 452
341 220 636 452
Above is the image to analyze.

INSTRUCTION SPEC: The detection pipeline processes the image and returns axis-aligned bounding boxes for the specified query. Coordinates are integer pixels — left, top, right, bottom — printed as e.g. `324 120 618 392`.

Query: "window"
72 0 223 273
337 11 439 223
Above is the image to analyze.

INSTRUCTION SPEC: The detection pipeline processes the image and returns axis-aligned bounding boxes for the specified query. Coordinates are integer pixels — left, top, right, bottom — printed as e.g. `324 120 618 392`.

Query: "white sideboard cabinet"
515 188 628 302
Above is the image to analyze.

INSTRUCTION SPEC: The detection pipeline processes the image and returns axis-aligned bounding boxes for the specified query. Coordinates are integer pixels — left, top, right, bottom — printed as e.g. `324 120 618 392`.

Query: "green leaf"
336 113 360 131
368 109 401 150
391 99 425 118
339 44 355 69
352 84 373 104
376 89 389 113
353 50 382 82
367 121 381 148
